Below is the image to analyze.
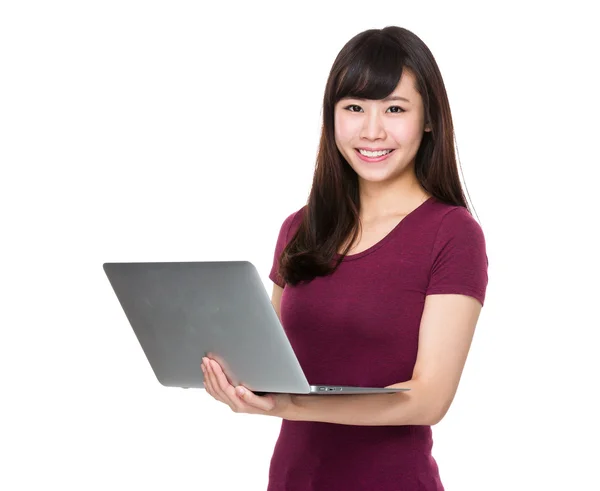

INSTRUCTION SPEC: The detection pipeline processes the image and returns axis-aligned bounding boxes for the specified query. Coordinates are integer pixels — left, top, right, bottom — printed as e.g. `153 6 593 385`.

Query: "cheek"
388 120 424 145
334 113 357 142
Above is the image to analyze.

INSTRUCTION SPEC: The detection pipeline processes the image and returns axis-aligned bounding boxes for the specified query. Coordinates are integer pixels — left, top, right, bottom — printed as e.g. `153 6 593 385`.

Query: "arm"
278 292 482 426
271 283 284 322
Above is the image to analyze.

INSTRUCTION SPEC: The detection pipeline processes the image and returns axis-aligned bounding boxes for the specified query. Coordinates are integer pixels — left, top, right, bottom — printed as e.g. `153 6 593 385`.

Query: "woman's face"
334 70 431 185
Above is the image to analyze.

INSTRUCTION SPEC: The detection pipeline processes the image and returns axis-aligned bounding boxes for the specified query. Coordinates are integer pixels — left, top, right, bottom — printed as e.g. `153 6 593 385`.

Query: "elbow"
427 398 453 426
411 407 445 426
427 409 446 426
389 379 456 426
390 401 444 427
403 391 454 426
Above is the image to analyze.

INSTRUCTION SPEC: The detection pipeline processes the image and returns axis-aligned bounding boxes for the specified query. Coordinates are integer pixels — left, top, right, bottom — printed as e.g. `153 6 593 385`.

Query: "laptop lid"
103 261 312 394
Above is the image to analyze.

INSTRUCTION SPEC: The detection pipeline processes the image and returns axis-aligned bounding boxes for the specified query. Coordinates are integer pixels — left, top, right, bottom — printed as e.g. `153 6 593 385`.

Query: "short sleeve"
426 207 489 306
268 209 303 288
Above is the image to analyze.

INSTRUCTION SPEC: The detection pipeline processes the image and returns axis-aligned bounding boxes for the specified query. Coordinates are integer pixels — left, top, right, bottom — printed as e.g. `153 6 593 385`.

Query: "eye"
344 104 363 112
386 106 405 113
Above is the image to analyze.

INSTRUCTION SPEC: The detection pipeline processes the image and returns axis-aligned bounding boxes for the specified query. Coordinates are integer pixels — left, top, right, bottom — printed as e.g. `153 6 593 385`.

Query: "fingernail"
237 387 245 396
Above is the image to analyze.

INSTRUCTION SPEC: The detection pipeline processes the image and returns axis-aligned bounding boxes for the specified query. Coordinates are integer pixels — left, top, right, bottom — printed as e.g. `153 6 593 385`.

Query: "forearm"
283 380 442 426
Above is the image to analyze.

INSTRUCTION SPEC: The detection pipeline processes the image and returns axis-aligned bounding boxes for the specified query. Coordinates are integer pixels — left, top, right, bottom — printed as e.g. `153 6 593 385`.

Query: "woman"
201 25 488 490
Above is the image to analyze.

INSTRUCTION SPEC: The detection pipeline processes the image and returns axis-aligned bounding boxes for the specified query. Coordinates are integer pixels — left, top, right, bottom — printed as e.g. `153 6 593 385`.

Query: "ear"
424 123 432 132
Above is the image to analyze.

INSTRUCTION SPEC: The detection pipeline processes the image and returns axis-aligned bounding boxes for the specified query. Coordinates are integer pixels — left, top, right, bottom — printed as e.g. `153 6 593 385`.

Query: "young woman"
201 26 488 491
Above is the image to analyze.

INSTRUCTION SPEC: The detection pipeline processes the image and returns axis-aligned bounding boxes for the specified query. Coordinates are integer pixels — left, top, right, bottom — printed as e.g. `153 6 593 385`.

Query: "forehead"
384 71 419 99
340 70 420 103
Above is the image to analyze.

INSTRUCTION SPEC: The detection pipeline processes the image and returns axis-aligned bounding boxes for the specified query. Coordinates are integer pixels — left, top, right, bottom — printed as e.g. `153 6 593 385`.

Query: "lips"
354 148 395 163
357 148 393 156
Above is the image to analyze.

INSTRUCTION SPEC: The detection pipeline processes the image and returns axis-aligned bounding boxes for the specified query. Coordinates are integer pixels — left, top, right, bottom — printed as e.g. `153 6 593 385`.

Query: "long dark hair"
280 26 470 285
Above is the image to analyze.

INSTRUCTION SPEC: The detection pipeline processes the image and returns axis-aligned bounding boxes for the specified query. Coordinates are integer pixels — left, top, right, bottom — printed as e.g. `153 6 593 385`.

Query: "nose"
359 111 386 141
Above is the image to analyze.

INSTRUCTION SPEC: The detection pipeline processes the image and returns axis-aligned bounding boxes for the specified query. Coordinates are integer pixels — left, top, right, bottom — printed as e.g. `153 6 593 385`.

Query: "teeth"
358 149 392 157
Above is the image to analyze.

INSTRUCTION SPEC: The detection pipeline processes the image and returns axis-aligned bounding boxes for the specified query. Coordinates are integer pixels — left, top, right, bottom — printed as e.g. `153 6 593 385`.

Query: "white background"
1 1 599 490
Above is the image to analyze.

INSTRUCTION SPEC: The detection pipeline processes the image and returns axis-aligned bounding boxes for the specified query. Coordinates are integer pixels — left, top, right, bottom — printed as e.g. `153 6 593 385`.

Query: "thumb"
236 386 276 411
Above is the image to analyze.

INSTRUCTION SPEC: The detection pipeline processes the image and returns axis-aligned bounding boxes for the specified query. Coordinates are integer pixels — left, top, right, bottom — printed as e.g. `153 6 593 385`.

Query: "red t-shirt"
267 196 488 491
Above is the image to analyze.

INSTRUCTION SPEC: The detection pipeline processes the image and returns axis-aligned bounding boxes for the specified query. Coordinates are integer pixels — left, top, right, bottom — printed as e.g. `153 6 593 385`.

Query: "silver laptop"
103 261 409 395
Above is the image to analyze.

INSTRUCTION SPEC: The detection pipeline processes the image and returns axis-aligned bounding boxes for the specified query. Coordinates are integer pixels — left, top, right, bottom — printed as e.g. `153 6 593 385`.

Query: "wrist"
280 394 302 421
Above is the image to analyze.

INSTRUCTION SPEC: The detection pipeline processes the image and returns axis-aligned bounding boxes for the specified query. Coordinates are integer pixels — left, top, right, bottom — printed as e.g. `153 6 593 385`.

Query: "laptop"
103 261 409 395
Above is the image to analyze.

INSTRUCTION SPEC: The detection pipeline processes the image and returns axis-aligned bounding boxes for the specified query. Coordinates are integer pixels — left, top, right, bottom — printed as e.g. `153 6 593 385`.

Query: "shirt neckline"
335 196 436 262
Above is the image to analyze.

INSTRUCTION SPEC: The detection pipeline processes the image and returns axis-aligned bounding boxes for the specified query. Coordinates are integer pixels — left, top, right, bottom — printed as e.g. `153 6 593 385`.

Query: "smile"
357 149 393 157
354 148 395 163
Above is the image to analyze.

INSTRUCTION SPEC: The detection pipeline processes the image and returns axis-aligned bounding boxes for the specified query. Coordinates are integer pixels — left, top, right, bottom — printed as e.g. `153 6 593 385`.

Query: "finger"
234 386 276 412
206 359 238 409
209 360 243 411
201 361 216 396
202 359 224 403
208 360 274 412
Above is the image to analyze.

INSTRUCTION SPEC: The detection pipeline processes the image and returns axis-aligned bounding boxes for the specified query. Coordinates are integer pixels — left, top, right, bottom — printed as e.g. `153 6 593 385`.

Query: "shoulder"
278 205 306 240
426 198 485 242
424 200 488 304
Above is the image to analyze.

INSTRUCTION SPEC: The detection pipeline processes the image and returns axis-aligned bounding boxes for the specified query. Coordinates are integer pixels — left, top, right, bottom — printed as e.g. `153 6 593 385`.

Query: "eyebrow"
383 95 411 103
344 95 411 103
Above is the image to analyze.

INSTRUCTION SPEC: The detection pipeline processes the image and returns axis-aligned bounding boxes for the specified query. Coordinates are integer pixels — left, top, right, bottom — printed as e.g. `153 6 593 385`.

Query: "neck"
357 172 429 222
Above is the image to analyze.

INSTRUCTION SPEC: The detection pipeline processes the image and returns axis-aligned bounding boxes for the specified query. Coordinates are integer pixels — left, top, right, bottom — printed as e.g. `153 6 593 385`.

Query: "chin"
353 169 396 184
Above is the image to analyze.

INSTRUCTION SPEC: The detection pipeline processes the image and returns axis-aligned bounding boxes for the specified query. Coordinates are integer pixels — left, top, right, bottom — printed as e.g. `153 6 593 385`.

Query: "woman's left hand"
201 357 293 418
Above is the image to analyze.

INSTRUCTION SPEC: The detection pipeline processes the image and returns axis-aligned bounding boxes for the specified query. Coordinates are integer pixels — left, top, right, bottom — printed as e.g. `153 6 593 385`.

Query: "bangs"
335 35 406 102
